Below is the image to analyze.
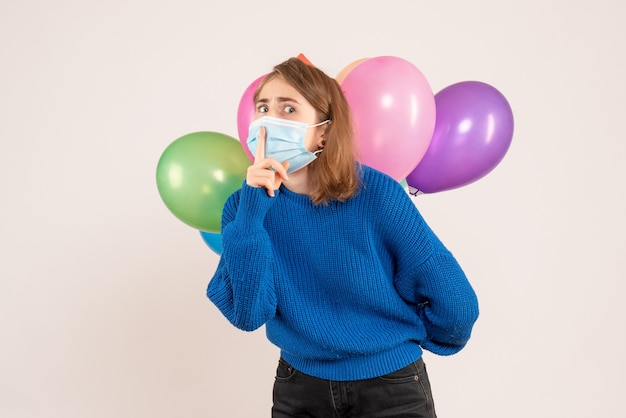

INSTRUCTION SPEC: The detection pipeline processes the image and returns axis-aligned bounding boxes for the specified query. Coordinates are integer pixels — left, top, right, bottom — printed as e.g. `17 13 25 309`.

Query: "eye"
284 105 295 114
257 104 268 113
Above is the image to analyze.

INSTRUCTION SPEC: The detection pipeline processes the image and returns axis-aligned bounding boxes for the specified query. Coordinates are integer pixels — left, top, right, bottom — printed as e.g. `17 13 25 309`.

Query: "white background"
1 1 624 416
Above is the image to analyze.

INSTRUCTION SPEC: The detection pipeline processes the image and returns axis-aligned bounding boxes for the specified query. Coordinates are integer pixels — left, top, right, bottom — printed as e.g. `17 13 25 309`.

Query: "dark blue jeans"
272 357 437 418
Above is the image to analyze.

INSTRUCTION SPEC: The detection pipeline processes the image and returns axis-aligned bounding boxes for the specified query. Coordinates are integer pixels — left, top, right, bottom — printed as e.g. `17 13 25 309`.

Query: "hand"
246 126 290 197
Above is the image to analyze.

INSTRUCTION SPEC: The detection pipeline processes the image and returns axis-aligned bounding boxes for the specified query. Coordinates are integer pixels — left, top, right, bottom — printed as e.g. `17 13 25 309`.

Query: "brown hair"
254 57 361 205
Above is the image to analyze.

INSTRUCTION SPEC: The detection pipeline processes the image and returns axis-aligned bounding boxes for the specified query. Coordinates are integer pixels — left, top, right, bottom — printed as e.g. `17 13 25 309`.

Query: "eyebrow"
256 96 301 104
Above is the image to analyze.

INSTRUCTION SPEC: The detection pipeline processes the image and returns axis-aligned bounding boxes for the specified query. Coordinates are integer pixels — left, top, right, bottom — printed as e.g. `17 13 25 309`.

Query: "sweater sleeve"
206 183 279 331
380 179 479 355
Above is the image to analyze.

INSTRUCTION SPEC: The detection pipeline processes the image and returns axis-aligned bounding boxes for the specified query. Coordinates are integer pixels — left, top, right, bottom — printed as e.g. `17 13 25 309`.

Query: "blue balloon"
199 230 223 255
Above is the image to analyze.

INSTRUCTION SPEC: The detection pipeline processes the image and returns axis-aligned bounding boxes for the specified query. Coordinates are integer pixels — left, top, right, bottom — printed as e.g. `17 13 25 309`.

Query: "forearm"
206 184 279 331
415 251 479 354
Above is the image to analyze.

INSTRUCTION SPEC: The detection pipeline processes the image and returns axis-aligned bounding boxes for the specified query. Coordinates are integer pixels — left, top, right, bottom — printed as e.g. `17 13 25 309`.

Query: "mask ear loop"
310 120 332 128
313 120 331 154
308 119 331 155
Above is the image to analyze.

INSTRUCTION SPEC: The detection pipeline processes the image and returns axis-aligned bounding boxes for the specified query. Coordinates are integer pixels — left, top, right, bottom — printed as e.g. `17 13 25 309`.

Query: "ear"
318 124 329 146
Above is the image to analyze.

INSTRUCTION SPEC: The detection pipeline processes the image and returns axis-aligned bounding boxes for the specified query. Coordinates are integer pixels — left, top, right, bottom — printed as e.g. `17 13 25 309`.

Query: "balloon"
406 81 514 194
156 131 249 232
200 230 223 255
236 74 266 161
340 56 436 181
335 57 370 84
296 53 313 66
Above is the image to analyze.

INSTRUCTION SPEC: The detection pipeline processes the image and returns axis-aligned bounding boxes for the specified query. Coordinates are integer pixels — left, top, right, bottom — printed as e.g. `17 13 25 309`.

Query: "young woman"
207 57 479 417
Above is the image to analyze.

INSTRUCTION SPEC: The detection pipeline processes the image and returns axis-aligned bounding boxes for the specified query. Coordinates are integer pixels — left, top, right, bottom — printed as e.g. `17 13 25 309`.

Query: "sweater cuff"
234 183 279 232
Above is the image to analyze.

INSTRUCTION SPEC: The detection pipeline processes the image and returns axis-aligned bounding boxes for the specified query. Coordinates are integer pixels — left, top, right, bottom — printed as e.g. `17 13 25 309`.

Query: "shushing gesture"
246 126 290 197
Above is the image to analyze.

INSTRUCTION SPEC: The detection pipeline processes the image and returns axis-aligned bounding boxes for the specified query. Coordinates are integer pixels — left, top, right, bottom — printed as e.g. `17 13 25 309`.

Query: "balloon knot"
408 186 423 196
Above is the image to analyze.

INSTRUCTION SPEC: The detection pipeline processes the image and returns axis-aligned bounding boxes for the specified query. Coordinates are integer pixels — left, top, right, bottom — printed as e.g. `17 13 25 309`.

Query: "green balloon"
156 131 250 232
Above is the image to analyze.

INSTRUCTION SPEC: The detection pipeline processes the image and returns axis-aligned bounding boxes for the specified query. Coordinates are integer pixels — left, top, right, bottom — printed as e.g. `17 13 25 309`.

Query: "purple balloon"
406 81 514 193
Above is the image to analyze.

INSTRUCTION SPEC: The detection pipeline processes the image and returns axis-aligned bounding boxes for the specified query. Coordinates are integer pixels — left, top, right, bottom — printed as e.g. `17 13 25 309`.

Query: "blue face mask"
247 116 331 173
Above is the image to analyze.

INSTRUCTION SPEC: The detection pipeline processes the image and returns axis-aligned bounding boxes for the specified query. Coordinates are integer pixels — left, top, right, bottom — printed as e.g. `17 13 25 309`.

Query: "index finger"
254 125 266 162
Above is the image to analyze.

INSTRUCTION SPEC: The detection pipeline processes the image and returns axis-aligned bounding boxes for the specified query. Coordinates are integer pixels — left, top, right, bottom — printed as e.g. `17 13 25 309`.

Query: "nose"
253 108 280 121
265 108 281 118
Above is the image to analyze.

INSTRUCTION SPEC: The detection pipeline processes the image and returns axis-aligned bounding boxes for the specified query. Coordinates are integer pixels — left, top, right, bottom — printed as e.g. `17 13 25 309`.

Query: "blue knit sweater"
207 165 479 381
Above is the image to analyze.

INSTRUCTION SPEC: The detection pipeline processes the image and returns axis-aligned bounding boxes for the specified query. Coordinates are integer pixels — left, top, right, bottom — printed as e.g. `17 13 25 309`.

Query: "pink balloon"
406 81 514 194
236 74 266 161
340 56 436 181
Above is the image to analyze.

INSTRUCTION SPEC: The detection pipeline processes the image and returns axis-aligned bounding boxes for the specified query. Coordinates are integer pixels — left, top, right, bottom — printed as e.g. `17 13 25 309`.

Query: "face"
254 77 324 152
